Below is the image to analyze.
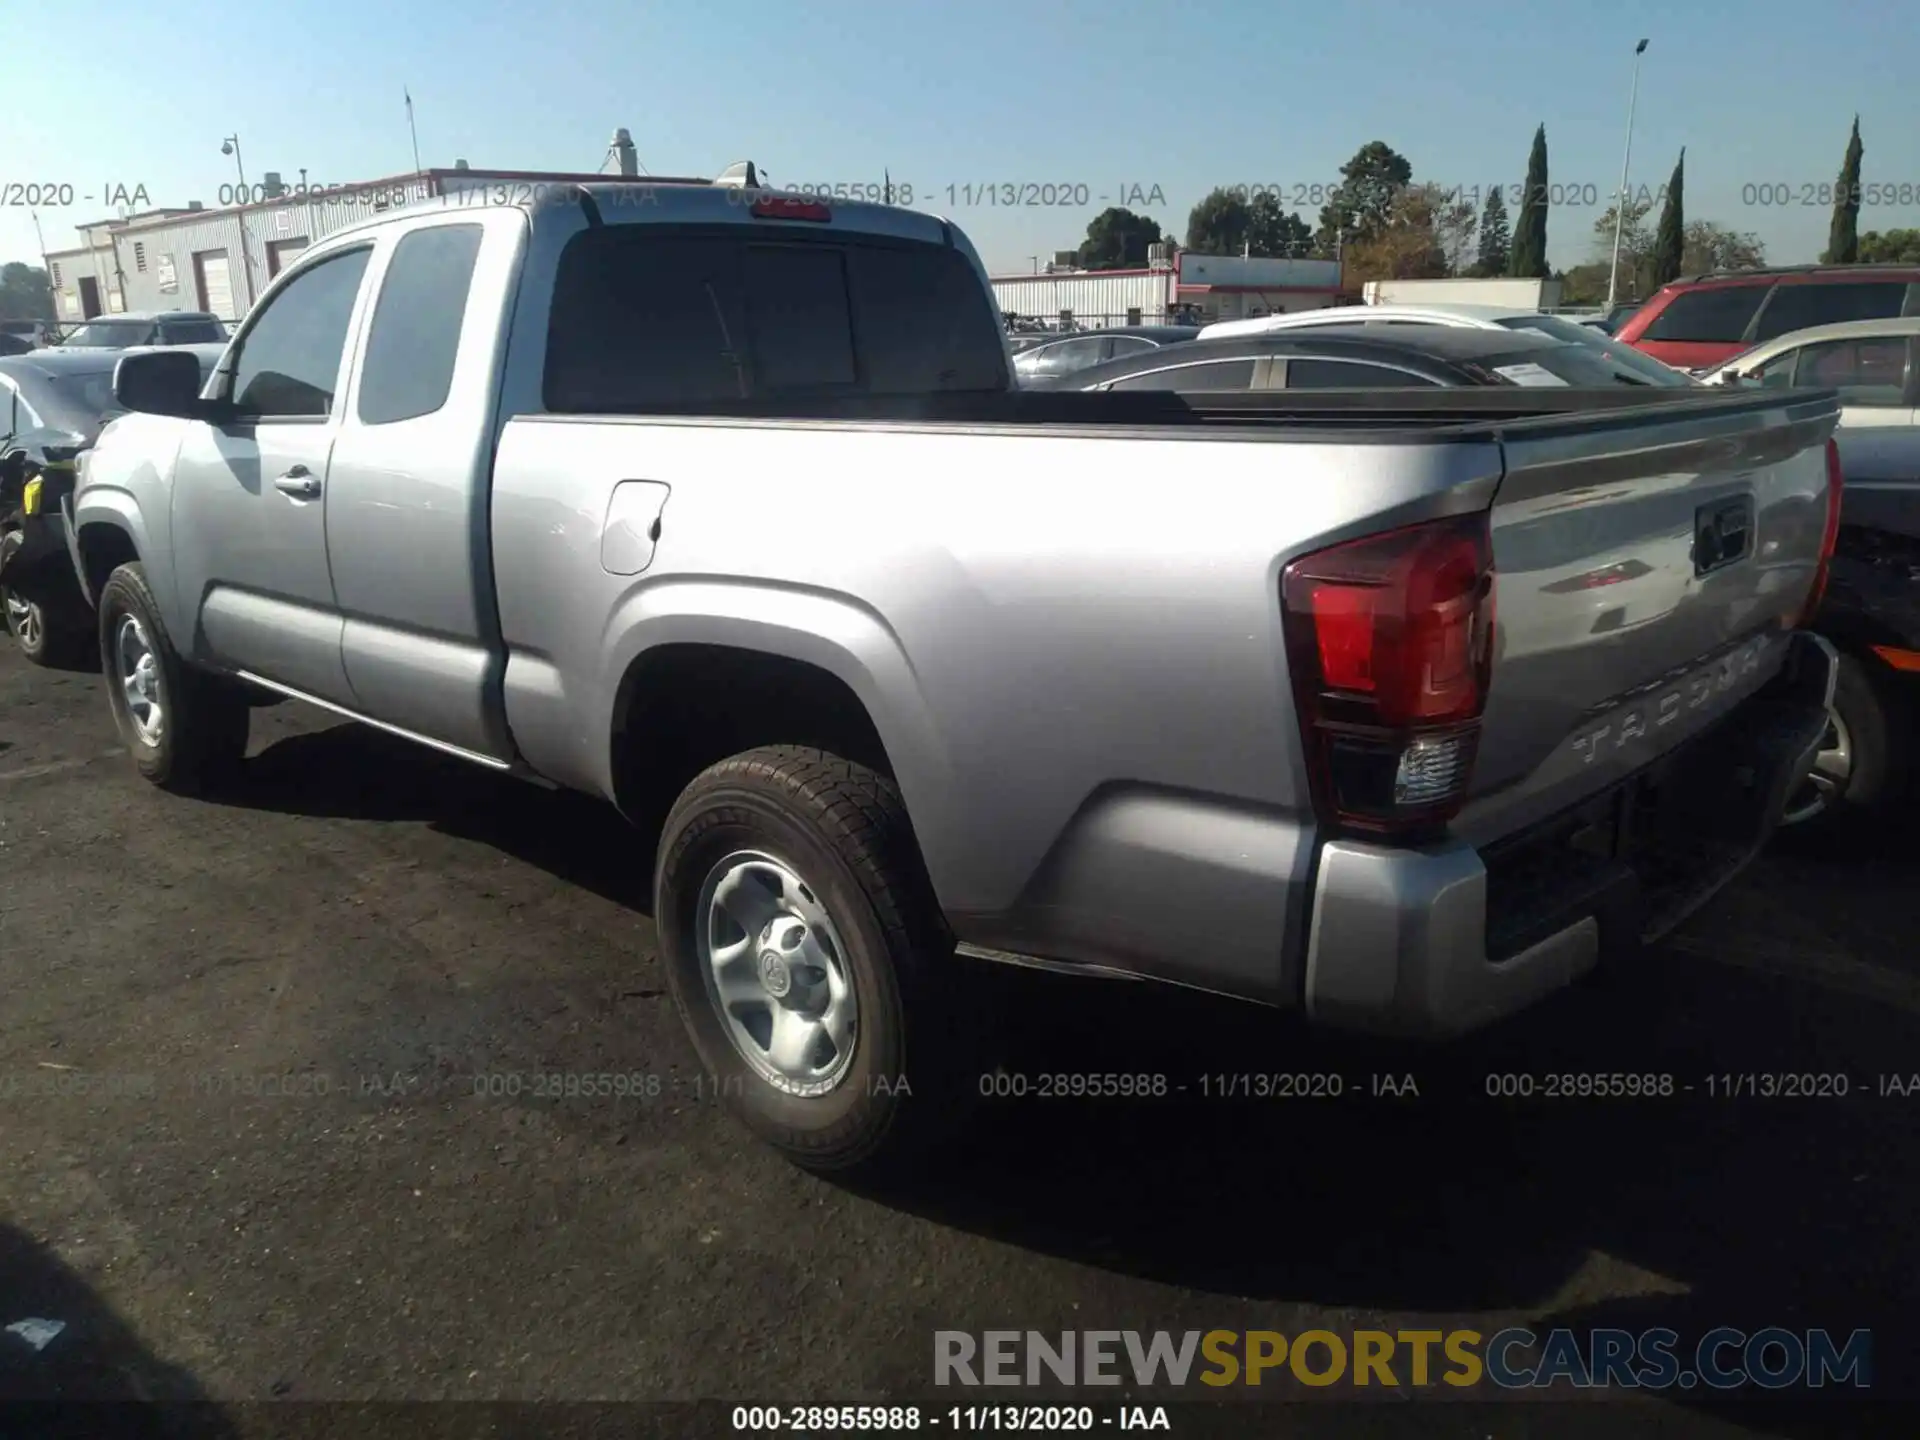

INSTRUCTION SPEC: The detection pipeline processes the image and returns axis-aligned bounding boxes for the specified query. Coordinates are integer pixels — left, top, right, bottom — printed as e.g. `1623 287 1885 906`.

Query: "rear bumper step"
1302 629 1837 1038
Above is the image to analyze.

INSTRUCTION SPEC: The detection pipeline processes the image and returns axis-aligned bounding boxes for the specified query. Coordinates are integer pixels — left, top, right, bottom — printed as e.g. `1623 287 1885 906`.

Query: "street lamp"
220 135 258 315
1606 38 1650 312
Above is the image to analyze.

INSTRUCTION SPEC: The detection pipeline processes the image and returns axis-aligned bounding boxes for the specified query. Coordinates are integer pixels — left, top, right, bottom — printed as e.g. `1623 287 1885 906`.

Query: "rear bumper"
1302 629 1837 1038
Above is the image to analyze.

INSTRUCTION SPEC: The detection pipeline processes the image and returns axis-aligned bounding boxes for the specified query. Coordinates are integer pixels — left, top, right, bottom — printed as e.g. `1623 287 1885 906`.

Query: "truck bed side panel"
488 416 1505 1001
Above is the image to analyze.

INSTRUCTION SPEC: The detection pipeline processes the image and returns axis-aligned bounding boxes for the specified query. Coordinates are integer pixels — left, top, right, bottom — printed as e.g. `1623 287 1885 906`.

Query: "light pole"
221 135 258 315
1606 38 1650 311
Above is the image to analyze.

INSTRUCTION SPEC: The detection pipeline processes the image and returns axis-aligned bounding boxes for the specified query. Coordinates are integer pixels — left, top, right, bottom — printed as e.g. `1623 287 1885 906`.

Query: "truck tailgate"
1455 390 1840 845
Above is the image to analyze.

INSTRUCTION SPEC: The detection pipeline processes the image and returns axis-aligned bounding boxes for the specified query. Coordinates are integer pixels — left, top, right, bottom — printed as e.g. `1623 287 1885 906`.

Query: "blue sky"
5 0 1917 281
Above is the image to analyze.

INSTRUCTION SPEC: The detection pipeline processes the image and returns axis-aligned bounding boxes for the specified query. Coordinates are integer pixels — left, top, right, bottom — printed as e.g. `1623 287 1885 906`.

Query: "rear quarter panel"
488 416 1506 998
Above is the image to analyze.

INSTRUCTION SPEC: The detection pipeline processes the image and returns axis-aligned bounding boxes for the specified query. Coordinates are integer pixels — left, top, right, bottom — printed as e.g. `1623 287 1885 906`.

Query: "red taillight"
1795 437 1844 626
750 195 832 223
1281 512 1497 835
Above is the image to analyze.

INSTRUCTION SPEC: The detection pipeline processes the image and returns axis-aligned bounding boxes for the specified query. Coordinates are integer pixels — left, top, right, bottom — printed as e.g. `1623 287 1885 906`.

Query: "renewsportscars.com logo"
934 1328 1872 1392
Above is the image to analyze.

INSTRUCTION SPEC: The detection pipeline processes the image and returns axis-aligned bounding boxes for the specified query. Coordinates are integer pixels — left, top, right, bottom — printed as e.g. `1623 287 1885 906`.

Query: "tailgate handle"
1694 496 1754 577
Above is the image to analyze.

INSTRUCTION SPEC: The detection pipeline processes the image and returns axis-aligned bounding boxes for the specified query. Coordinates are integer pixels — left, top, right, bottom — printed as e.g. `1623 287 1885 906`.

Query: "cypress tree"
1474 185 1511 276
1651 149 1686 287
1508 125 1550 278
1823 116 1863 263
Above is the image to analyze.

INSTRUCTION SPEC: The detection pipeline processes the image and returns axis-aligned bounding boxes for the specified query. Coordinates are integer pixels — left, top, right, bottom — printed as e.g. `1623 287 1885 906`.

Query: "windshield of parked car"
1497 315 1695 385
58 319 155 348
43 367 125 423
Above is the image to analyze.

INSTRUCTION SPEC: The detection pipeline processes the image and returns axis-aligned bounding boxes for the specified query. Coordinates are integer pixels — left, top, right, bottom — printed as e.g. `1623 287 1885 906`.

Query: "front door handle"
273 465 320 499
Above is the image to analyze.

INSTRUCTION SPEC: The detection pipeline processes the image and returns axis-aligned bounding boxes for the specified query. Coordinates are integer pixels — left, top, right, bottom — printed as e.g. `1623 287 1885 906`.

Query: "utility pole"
221 134 258 315
1607 37 1651 311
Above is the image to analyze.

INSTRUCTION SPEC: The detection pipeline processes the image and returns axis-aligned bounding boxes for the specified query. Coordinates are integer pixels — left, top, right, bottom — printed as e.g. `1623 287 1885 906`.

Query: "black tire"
0 531 91 669
1784 649 1909 829
98 561 250 794
654 745 984 1173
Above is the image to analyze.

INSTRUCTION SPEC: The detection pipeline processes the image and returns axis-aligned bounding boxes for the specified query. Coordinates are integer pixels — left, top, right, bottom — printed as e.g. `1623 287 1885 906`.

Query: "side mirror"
113 349 211 420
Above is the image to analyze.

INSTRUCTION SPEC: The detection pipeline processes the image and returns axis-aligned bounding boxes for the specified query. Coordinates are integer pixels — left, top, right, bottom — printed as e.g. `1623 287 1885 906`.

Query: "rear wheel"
654 746 984 1173
98 562 250 793
1781 651 1908 828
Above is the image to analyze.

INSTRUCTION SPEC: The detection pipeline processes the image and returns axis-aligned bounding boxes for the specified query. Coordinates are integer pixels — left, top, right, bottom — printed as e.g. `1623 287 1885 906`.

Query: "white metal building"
44 131 703 324
989 268 1176 328
992 251 1346 330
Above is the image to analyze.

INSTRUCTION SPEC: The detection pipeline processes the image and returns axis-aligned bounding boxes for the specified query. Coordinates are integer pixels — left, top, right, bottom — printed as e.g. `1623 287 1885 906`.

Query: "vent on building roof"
134 241 147 272
188 201 204 211
454 159 470 170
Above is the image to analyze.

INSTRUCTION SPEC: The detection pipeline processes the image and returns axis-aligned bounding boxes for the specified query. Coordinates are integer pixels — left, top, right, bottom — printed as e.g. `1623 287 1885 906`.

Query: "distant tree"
1650 149 1686 288
1823 116 1864 264
0 262 54 321
1185 188 1252 254
1313 141 1413 256
1341 184 1456 283
1860 228 1920 264
1683 221 1766 273
1246 192 1314 257
1558 262 1613 306
1077 207 1164 270
1508 125 1551 278
1591 193 1656 297
1429 186 1479 274
1472 185 1511 276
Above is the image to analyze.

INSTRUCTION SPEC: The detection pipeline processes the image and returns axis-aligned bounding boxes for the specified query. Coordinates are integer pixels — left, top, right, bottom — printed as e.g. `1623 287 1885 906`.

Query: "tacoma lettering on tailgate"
1569 632 1777 767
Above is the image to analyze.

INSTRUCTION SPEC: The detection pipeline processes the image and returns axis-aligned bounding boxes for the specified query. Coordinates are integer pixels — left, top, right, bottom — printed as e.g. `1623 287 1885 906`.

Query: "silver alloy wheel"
4 591 40 652
1781 708 1853 826
115 613 165 745
695 850 860 1097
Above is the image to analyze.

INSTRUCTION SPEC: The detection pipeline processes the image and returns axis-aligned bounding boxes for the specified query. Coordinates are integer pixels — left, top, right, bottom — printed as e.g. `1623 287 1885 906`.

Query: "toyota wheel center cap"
758 949 793 999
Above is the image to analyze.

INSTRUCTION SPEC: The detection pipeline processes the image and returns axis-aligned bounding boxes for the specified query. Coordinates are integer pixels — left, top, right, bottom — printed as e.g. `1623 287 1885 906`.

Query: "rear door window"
1641 285 1770 343
358 223 484 424
1793 336 1909 406
1752 281 1907 342
544 226 1008 411
1107 359 1256 391
1286 358 1440 388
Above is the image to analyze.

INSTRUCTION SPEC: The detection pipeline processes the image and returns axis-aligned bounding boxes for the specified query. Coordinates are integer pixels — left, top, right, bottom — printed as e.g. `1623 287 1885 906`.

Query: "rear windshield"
1467 343 1663 387
544 226 1009 412
60 319 156 348
1497 315 1695 386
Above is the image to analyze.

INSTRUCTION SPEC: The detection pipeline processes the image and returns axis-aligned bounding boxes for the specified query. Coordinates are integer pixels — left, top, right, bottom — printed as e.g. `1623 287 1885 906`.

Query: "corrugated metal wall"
110 177 438 319
990 271 1173 324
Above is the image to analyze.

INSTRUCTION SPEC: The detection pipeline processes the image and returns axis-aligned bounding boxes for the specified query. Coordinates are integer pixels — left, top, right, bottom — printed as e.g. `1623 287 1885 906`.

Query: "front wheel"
654 745 984 1173
98 562 250 793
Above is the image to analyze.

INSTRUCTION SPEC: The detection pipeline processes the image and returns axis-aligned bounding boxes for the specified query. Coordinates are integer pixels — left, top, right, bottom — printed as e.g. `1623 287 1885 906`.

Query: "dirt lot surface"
1 642 1913 1438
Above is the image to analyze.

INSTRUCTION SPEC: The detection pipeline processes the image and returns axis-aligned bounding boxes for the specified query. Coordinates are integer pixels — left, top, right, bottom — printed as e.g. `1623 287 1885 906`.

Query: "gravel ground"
0 640 1913 1438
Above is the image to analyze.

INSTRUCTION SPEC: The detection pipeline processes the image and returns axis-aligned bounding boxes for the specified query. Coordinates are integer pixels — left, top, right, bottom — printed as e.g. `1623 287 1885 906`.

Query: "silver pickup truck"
64 182 1841 1171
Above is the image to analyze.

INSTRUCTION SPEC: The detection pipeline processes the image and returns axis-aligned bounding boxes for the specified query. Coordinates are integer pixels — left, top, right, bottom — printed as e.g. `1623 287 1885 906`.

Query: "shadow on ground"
201 723 1916 1435
209 723 653 914
0 1224 236 1435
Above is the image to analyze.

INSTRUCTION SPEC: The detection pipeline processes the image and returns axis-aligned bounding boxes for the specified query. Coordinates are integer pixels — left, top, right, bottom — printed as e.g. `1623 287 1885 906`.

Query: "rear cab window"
543 224 1009 411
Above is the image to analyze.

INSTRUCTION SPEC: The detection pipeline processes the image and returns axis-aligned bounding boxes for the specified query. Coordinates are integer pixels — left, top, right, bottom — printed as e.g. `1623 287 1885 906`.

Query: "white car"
1199 304 1697 387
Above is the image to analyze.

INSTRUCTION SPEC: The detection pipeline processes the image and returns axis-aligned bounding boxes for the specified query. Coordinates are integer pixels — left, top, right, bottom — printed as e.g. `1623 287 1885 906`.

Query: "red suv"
1616 265 1920 372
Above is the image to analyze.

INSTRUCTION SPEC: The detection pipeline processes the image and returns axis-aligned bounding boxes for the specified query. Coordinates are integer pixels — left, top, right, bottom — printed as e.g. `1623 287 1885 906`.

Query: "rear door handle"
273 465 320 499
